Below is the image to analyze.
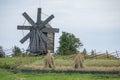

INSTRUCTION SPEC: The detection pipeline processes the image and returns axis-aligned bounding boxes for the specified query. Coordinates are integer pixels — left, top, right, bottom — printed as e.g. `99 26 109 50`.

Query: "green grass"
85 59 120 67
0 56 43 69
0 69 120 80
0 56 120 71
0 56 120 80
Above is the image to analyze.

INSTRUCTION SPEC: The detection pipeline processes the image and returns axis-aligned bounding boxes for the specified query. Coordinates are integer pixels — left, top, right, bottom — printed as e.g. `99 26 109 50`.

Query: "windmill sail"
17 8 59 54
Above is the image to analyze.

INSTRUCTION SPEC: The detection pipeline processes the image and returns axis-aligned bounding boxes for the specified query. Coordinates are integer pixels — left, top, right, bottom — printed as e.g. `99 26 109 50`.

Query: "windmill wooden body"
17 8 59 54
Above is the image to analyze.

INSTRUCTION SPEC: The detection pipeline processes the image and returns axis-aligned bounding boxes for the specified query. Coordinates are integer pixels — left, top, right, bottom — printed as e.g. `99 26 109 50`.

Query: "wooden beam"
38 15 54 29
37 31 51 44
30 30 36 52
20 32 30 43
40 37 46 52
23 12 36 26
17 26 31 30
41 28 59 33
37 8 41 25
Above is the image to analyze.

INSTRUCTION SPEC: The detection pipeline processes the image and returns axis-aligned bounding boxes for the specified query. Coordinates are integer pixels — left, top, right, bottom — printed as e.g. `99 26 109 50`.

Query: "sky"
0 0 120 53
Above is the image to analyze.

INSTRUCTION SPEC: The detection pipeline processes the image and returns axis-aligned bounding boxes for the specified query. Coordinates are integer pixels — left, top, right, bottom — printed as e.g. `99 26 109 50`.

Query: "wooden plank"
20 32 30 43
23 12 36 26
36 30 40 51
29 30 34 52
17 26 31 30
37 31 51 44
41 28 59 33
32 30 36 52
37 8 41 25
30 30 37 53
53 33 55 53
30 31 34 52
40 37 46 52
38 15 54 29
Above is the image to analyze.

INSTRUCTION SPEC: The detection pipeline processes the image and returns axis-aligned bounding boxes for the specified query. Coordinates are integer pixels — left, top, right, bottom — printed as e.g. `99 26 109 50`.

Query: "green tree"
82 48 87 55
91 50 95 55
12 46 22 56
57 32 83 55
0 46 5 57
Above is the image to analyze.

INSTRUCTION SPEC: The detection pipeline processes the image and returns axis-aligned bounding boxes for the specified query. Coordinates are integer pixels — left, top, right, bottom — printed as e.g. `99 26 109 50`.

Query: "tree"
91 50 95 55
0 46 5 57
12 46 22 56
82 48 87 55
57 32 83 55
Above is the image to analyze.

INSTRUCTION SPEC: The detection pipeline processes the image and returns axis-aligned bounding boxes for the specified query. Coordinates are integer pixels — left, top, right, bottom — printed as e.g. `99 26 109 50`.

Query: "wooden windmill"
17 8 59 54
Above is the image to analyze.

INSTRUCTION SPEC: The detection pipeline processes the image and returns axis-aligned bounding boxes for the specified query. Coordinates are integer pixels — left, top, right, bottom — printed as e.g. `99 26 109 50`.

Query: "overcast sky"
0 0 120 53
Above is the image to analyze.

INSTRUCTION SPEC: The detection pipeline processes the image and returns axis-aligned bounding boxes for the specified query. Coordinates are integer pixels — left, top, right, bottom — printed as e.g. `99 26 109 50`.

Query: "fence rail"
87 51 120 59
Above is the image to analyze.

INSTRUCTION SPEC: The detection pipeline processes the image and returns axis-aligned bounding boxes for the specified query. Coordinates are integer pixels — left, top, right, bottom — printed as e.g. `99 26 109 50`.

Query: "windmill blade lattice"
17 8 59 54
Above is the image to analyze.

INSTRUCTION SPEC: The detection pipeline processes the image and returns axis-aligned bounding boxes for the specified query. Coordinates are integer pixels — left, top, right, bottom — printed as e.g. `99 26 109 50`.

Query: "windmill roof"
40 20 52 28
45 23 52 28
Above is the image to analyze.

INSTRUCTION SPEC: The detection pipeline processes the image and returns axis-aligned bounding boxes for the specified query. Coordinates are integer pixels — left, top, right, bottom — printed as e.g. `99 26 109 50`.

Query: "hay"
74 51 84 69
44 50 55 68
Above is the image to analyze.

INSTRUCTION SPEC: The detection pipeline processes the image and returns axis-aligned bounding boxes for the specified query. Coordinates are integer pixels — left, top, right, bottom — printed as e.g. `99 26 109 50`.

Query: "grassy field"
0 55 120 71
0 55 120 80
0 69 120 80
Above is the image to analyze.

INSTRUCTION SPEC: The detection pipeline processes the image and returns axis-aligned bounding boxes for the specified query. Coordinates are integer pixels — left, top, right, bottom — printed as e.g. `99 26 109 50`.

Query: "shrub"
0 46 5 57
12 46 22 56
57 32 83 55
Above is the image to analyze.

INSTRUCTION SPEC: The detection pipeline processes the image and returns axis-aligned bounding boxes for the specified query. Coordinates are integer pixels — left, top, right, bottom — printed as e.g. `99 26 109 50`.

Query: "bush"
12 46 22 56
0 46 5 57
57 32 83 55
